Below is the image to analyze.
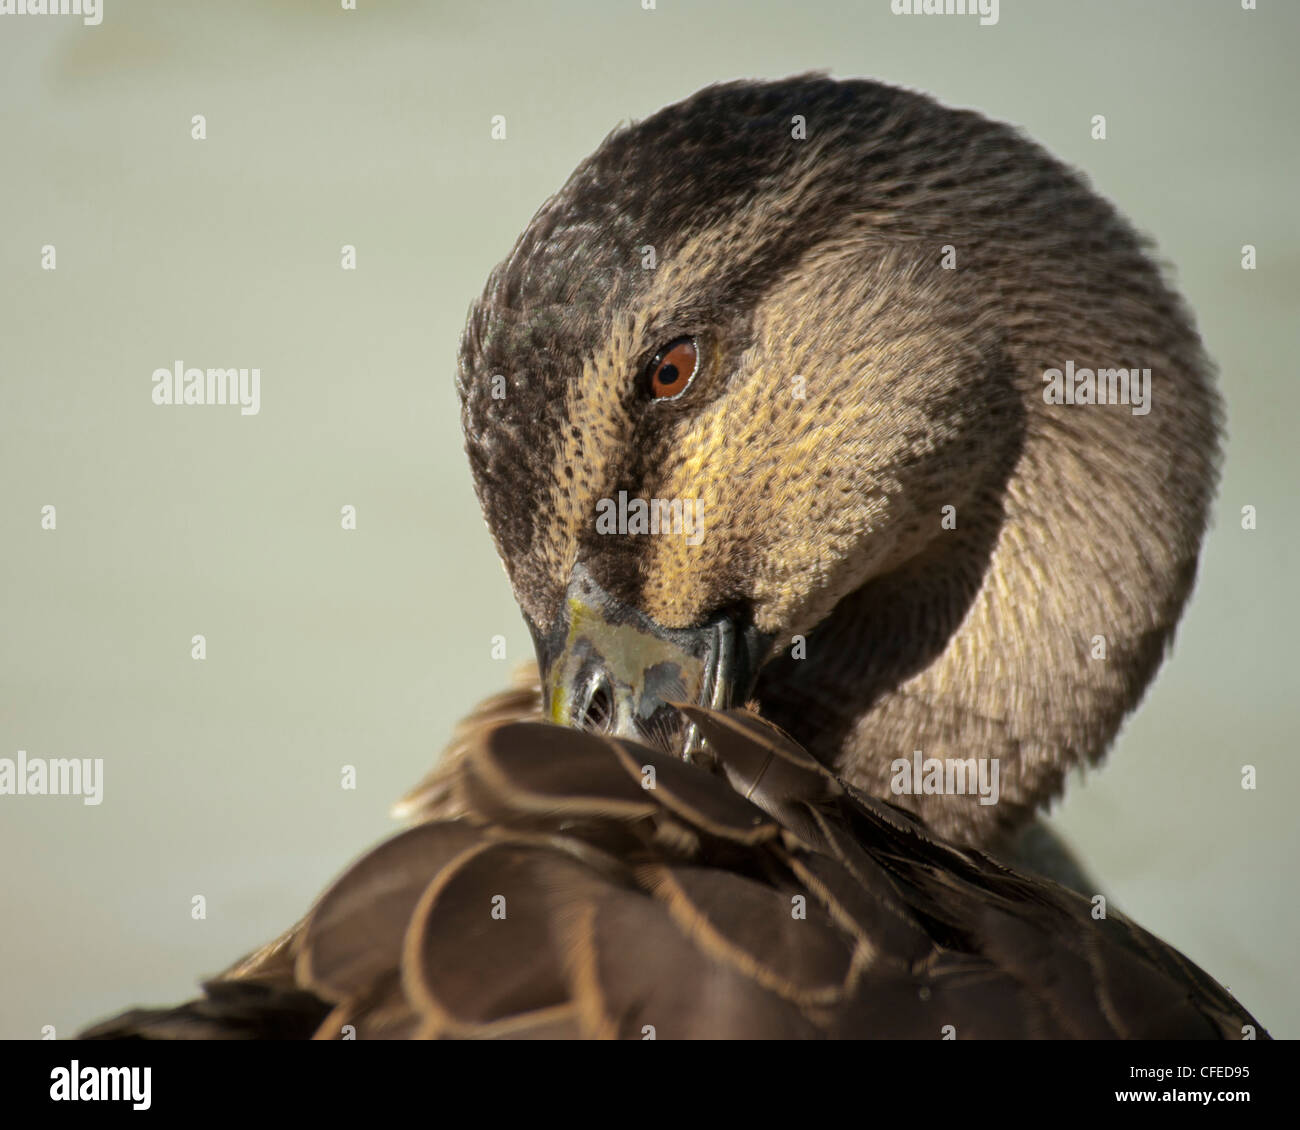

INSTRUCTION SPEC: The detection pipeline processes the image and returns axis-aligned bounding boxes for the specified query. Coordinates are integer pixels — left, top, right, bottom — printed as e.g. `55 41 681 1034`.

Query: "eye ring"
645 336 699 401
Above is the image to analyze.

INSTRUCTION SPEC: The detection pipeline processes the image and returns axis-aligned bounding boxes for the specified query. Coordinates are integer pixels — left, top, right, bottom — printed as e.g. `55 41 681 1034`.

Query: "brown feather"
83 709 1267 1040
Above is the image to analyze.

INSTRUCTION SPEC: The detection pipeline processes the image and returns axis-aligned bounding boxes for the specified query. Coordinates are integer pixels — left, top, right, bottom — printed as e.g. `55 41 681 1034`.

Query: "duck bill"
528 563 771 762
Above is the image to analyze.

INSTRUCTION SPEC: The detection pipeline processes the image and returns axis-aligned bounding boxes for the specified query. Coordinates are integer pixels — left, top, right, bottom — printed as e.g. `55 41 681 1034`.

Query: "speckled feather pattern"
459 75 1220 846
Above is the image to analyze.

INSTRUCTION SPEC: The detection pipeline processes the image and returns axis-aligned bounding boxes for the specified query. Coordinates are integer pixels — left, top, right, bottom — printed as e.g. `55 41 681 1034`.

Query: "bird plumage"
83 708 1262 1039
459 74 1220 847
82 75 1250 1040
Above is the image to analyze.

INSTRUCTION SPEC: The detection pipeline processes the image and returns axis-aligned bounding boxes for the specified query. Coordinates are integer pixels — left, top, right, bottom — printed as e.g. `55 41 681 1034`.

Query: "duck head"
457 76 1220 847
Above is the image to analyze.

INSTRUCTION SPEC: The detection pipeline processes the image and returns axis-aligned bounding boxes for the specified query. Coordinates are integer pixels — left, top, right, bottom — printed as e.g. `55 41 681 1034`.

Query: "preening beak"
529 563 771 762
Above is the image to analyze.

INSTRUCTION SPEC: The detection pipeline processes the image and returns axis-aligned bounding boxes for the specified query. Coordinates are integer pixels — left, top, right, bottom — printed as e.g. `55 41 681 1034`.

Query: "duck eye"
646 337 698 400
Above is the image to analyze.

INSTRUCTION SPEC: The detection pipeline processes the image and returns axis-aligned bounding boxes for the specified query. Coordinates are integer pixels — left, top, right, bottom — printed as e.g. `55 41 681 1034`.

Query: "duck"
81 74 1257 1040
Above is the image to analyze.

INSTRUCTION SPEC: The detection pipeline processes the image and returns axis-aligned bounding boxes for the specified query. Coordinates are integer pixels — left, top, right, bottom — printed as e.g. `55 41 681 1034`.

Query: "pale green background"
1 0 1295 1040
